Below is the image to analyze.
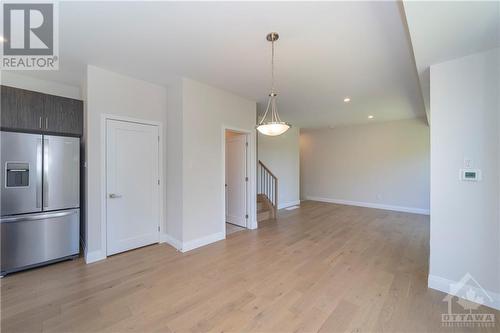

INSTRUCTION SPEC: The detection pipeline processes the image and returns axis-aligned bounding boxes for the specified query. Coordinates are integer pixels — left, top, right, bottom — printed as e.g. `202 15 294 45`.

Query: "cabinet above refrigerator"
0 85 83 137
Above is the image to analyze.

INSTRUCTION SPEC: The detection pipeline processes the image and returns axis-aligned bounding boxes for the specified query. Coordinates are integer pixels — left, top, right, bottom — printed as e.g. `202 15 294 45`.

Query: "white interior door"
106 119 160 256
225 133 247 227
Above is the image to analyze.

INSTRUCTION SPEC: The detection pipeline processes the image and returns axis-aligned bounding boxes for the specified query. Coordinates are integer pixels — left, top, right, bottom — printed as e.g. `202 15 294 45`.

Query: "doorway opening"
225 130 249 235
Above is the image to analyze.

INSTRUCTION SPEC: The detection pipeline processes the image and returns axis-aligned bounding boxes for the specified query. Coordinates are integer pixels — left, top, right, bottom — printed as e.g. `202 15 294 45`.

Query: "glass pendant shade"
257 92 291 136
256 122 291 136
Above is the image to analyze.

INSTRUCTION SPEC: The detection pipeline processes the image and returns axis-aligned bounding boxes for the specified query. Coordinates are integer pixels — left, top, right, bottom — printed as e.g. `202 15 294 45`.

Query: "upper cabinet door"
1 86 45 131
43 95 83 136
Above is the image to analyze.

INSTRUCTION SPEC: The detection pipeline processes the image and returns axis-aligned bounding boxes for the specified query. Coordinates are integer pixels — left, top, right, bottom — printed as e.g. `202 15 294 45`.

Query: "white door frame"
100 114 164 259
225 132 248 228
221 126 257 238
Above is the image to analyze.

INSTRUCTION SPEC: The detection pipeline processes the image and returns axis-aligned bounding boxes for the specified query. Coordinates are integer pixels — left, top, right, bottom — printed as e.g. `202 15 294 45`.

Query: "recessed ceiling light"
0 36 6 43
343 97 351 103
368 115 374 119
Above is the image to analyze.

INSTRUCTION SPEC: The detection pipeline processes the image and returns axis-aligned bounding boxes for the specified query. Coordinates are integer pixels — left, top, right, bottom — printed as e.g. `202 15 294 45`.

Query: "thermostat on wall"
460 169 481 181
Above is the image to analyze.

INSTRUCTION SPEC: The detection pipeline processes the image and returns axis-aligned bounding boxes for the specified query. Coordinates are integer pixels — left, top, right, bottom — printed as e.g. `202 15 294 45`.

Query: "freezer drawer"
1 209 79 275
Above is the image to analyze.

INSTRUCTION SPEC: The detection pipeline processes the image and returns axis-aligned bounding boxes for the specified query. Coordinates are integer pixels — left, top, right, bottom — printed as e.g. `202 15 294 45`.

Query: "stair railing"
257 160 278 219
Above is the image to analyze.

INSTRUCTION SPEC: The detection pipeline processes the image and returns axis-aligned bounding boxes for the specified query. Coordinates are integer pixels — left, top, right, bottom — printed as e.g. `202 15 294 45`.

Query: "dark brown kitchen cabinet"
43 95 83 136
1 85 83 137
1 85 45 131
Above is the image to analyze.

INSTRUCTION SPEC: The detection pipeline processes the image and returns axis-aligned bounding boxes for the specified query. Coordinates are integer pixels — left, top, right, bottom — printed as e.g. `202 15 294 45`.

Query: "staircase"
257 160 278 222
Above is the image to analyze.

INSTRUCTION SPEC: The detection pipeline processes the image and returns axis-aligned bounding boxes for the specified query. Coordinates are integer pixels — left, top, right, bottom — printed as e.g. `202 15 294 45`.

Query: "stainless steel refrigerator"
1 131 80 275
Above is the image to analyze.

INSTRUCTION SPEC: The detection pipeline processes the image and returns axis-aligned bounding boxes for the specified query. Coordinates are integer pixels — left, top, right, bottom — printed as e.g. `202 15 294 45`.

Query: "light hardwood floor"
226 223 245 235
1 201 498 332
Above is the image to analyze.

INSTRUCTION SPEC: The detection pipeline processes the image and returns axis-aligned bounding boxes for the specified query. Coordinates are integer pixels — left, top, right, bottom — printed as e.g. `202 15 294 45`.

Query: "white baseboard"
85 250 106 264
304 196 430 215
85 232 222 262
428 274 500 311
160 233 182 250
278 200 301 210
181 231 225 253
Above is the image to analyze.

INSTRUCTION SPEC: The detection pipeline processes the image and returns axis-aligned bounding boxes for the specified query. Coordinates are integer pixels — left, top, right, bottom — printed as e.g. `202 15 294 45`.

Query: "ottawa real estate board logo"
441 273 496 328
1 1 58 70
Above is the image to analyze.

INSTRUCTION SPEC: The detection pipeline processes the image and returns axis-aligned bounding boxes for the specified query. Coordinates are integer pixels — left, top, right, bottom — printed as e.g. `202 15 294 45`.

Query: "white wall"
181 78 257 247
429 48 500 309
165 79 184 245
0 72 81 99
301 118 430 214
85 65 167 262
258 127 300 209
83 70 255 258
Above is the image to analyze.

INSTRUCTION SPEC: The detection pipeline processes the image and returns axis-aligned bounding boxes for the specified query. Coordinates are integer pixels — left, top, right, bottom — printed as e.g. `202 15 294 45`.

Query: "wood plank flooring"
1 201 499 332
226 223 245 235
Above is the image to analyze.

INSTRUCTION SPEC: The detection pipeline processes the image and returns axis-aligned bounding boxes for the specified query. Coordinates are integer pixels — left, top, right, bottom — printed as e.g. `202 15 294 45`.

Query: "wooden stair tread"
257 210 271 222
257 193 274 222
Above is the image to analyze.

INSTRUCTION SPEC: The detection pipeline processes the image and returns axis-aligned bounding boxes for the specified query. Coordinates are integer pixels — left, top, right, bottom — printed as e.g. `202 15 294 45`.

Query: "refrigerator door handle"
36 138 43 208
43 138 49 208
0 210 78 223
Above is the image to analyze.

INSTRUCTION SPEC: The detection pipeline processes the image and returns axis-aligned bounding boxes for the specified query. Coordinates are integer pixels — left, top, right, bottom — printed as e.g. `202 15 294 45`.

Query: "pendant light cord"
270 36 279 122
271 37 275 94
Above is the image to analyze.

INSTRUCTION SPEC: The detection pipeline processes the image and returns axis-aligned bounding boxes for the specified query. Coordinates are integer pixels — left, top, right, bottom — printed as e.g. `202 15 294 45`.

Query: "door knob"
109 193 122 199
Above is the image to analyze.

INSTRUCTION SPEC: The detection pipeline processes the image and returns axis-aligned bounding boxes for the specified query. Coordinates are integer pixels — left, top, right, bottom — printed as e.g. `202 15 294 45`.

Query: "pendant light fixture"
256 32 291 136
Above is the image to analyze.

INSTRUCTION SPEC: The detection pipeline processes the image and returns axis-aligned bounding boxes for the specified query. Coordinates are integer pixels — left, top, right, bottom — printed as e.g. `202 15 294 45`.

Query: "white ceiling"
403 1 500 116
8 1 427 128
